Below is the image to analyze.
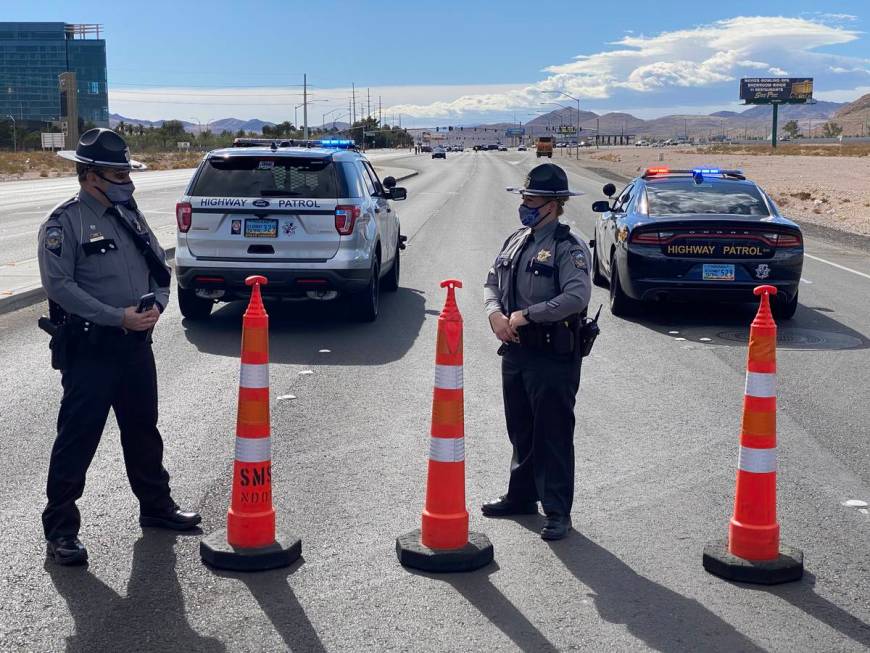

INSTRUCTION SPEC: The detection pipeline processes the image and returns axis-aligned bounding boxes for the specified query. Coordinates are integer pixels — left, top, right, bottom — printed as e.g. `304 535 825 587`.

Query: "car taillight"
630 230 663 245
335 205 361 235
175 202 192 233
776 232 802 248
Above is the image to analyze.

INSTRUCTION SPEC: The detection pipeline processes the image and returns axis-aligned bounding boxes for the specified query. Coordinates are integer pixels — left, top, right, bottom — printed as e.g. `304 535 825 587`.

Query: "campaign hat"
506 163 582 197
57 128 146 170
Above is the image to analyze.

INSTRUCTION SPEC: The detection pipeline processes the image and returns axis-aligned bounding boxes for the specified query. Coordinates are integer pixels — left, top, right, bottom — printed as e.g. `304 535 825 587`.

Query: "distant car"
420 145 432 153
432 146 446 159
517 145 527 151
487 143 499 150
498 144 508 151
635 140 648 147
175 138 407 322
591 166 803 319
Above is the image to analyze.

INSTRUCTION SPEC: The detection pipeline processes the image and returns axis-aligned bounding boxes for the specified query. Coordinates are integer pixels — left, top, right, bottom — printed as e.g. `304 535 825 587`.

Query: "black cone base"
396 528 494 573
703 539 803 585
200 528 301 572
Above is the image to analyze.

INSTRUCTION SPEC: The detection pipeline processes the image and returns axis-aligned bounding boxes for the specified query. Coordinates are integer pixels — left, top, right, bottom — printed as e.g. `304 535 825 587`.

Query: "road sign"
40 133 65 150
505 127 525 136
740 78 813 105
557 125 577 134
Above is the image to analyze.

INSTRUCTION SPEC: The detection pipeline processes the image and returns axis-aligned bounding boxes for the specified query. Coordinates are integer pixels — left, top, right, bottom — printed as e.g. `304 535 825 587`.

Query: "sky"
5 0 870 126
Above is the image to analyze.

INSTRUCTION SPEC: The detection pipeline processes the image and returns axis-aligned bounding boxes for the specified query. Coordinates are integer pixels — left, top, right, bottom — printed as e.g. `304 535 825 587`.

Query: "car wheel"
772 290 798 321
609 254 636 317
592 244 607 288
351 258 380 322
383 243 400 292
177 285 213 320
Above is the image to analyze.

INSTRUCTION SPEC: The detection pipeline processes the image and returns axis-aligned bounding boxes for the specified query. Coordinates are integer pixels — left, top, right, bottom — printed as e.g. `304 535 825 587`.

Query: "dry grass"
698 143 870 157
0 150 203 181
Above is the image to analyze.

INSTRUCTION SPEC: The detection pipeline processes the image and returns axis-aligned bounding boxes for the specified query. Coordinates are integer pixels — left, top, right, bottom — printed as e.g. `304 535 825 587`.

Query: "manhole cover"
715 328 863 350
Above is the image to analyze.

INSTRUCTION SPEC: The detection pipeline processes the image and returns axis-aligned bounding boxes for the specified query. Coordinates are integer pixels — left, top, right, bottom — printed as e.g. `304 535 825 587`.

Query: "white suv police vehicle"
174 138 407 321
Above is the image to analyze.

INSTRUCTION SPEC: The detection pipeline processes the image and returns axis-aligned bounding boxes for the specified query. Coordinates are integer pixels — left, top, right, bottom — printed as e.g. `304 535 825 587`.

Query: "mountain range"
109 94 869 139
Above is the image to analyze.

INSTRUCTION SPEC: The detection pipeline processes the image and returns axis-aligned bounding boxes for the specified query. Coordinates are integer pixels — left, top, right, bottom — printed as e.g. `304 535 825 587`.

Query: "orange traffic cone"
201 275 302 571
397 280 494 572
703 285 803 584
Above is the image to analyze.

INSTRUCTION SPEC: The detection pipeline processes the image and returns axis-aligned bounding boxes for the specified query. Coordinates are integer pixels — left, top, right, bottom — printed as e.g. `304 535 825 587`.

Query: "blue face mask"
97 173 136 205
518 202 545 227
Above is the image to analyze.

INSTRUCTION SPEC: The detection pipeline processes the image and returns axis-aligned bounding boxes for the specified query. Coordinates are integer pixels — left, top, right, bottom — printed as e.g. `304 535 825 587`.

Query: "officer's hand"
122 306 159 331
489 312 519 343
509 310 530 331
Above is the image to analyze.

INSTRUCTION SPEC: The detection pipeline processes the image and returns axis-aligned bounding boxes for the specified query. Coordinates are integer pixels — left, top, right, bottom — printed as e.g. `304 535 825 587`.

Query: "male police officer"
482 163 591 540
38 128 200 566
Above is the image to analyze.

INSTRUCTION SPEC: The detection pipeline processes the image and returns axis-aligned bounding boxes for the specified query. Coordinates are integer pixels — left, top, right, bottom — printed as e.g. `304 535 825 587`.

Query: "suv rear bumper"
176 265 371 300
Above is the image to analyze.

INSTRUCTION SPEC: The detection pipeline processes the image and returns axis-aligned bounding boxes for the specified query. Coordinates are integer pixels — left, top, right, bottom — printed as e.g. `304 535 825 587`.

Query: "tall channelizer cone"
201 275 302 571
703 285 803 584
396 280 494 572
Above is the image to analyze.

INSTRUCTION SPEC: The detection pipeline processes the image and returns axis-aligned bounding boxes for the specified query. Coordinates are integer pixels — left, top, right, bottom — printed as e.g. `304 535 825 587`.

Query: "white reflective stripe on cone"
434 364 463 390
235 436 271 463
240 363 269 389
429 436 465 463
738 446 777 473
745 372 776 398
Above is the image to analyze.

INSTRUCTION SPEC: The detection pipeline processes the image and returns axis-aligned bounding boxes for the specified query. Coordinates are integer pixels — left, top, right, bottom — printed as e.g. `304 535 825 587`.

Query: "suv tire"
772 290 798 321
592 245 607 287
178 285 213 320
383 244 400 292
351 258 380 322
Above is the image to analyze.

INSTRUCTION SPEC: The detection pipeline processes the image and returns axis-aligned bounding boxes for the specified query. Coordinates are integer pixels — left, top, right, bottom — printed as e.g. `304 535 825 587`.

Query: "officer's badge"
44 227 63 256
536 249 552 263
570 248 588 270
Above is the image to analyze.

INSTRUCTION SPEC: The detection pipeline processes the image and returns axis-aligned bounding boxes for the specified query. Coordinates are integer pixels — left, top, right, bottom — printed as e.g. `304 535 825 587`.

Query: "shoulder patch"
570 247 588 270
44 226 64 256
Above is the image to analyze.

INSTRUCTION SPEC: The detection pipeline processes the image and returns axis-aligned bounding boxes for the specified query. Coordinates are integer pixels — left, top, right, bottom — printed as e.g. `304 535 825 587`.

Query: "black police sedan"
591 167 803 319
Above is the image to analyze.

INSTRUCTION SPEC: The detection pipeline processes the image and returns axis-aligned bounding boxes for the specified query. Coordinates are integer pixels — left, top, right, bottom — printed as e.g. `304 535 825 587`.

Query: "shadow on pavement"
45 531 224 653
408 562 558 652
213 558 326 653
743 570 870 649
620 301 869 351
547 533 766 653
182 287 427 365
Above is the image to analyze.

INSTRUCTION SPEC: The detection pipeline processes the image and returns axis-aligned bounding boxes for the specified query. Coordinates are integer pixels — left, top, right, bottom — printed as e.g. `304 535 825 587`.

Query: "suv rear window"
646 180 770 216
191 156 351 198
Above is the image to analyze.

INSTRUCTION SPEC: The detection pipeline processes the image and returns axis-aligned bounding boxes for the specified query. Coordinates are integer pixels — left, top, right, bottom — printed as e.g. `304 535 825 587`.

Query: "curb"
0 246 177 317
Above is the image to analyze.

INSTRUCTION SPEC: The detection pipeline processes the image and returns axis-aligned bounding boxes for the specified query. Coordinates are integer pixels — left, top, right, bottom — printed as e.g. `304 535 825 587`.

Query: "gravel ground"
569 146 870 236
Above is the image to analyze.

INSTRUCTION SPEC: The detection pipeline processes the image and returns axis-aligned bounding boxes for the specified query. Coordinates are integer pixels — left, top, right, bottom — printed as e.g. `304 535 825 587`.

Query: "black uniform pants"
501 346 582 517
42 336 174 540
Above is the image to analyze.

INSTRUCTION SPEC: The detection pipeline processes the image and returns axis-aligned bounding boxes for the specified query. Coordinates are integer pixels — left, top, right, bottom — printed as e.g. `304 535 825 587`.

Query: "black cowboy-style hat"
58 128 146 170
506 163 582 197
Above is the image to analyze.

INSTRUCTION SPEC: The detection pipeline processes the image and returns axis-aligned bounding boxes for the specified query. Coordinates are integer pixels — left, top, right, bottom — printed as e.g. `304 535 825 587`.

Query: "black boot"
46 536 88 566
139 506 201 531
481 495 538 517
541 515 572 540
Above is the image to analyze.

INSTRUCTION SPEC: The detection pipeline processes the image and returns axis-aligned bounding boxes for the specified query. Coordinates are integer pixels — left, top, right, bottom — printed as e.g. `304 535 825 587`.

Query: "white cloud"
385 16 867 119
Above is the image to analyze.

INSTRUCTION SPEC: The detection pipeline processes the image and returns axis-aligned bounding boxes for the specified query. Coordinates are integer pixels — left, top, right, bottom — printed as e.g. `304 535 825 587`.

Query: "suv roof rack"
232 138 358 151
642 167 746 180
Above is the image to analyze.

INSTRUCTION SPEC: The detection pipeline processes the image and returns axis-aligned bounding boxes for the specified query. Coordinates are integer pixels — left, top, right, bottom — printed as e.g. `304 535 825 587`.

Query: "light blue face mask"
97 173 136 204
518 202 547 227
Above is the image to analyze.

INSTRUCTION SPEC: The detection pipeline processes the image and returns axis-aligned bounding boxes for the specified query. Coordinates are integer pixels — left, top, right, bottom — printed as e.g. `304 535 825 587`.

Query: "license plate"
244 218 278 238
703 264 735 281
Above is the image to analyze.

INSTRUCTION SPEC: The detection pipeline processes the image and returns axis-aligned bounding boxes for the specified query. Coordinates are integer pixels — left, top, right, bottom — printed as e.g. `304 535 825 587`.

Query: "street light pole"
545 90 581 159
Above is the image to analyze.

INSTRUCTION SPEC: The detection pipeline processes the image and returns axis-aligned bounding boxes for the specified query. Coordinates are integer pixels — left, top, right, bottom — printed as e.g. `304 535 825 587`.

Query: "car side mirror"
388 187 407 201
591 200 611 213
383 176 397 189
602 183 616 197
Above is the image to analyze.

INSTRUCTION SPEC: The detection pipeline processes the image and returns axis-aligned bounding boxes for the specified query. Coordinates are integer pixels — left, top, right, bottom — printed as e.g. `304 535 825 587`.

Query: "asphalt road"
1 149 869 652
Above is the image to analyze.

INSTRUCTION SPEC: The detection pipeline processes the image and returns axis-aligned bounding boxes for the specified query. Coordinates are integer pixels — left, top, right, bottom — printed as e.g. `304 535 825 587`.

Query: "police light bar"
642 167 745 180
232 137 358 151
318 139 355 149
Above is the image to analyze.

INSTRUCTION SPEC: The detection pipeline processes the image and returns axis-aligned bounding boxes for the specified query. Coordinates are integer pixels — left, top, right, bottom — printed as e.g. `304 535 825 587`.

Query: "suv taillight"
176 202 192 233
335 205 360 235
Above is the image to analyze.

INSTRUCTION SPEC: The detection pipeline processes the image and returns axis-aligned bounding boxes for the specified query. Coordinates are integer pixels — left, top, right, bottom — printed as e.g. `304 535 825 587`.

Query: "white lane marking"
674 337 687 341
842 499 868 508
805 253 870 281
509 160 523 166
669 330 680 335
699 337 712 342
298 370 314 376
800 278 813 285
277 394 296 401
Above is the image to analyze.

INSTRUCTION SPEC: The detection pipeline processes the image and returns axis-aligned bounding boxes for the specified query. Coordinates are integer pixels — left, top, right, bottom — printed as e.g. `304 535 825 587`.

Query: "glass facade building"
0 22 108 127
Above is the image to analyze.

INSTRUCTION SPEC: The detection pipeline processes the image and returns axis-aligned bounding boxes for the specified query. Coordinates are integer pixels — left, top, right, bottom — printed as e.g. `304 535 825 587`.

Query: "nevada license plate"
244 218 278 238
703 264 735 281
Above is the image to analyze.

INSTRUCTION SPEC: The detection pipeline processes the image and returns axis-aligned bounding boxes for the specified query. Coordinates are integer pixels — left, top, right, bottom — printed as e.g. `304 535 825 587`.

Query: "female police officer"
482 163 591 540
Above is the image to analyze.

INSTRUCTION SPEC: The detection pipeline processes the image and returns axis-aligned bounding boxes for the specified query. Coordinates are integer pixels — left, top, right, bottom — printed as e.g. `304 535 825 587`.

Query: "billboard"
505 127 525 136
740 78 813 104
